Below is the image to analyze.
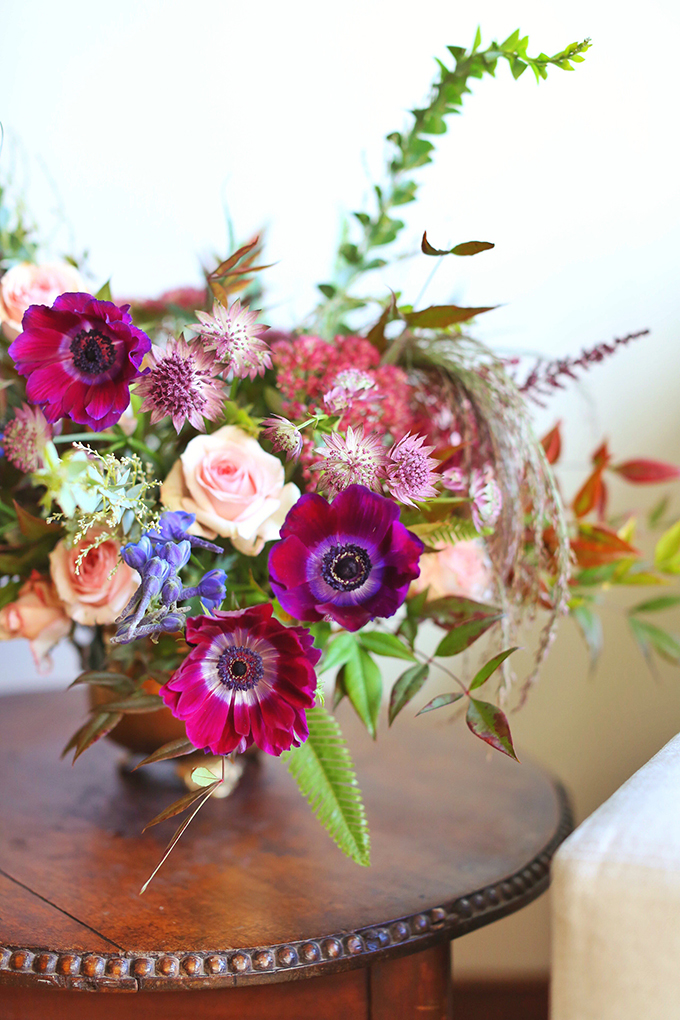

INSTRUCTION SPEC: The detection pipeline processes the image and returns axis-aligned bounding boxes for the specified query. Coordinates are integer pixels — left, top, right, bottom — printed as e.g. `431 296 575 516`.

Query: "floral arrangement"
2 29 679 888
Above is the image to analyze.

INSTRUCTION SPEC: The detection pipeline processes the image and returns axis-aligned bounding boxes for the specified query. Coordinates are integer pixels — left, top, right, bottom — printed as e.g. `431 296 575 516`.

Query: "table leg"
369 940 453 1020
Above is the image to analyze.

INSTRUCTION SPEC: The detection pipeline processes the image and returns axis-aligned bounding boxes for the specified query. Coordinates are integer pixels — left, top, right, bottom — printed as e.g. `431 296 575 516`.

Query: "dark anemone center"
70 328 116 375
321 543 372 592
217 645 263 692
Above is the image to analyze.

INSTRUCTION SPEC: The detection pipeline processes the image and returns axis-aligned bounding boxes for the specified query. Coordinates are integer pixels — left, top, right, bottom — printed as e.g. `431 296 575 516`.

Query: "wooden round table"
0 690 571 1019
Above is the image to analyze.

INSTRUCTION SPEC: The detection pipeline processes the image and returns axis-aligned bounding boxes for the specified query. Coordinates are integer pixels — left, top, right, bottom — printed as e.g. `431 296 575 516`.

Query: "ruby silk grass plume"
405 333 571 701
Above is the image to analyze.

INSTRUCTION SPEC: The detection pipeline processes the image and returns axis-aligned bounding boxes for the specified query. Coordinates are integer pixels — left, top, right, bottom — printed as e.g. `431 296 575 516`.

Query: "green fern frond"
284 707 370 867
410 516 481 545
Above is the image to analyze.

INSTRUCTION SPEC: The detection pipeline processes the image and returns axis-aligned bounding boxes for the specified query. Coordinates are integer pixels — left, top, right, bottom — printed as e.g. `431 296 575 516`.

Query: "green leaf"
416 692 464 716
95 279 112 301
68 670 135 690
317 283 337 299
655 521 680 574
333 665 348 710
435 614 502 658
388 664 429 725
422 233 495 258
630 595 680 615
404 304 496 329
13 500 61 541
466 698 519 760
629 617 680 666
319 631 358 674
63 711 123 762
142 782 221 831
359 631 416 661
284 707 370 866
133 737 196 770
422 595 502 628
571 603 603 673
469 647 518 691
0 580 20 611
648 495 670 528
101 694 164 714
343 646 382 739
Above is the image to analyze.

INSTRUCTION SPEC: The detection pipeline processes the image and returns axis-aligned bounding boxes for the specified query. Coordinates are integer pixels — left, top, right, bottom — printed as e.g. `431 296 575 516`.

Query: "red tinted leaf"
572 468 604 518
571 525 640 568
416 692 464 716
435 614 503 658
591 441 612 469
612 459 680 484
404 304 497 329
466 698 519 761
422 596 502 629
540 423 562 465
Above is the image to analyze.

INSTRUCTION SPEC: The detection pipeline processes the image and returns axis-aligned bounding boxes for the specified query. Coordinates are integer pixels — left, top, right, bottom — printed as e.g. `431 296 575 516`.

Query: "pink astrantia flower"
2 404 53 472
260 415 304 461
191 299 271 380
135 335 225 433
323 368 377 413
8 293 151 429
318 425 389 497
385 432 439 507
159 604 320 756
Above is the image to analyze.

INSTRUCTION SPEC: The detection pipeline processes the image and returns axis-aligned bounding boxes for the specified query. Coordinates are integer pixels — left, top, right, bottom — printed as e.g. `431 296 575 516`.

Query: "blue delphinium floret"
113 528 227 644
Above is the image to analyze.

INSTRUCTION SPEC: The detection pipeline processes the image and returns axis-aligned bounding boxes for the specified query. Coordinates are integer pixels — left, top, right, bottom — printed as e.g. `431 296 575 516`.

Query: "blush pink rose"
410 539 493 602
160 424 300 556
49 531 140 626
0 571 71 672
0 261 86 340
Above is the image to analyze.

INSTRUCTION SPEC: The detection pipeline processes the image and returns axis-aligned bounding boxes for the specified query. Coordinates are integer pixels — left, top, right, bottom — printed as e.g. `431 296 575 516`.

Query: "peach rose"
410 538 493 602
0 571 71 672
161 425 300 556
0 261 86 340
49 531 140 626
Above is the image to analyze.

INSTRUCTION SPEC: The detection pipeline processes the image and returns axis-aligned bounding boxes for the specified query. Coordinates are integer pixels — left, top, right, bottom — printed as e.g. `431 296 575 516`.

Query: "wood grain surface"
0 690 570 996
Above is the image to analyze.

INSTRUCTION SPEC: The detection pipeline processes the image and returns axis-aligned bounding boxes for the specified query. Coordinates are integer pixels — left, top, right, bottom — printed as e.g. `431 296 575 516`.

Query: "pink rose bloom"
161 425 300 556
49 531 140 626
0 571 71 672
410 539 493 602
0 261 86 340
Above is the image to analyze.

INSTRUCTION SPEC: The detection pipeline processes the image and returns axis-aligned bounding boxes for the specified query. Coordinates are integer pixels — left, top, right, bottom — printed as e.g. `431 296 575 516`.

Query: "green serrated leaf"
416 692 464 716
435 613 503 658
469 647 518 691
343 646 382 739
319 631 359 674
359 631 416 661
466 698 518 760
388 663 429 725
284 707 370 866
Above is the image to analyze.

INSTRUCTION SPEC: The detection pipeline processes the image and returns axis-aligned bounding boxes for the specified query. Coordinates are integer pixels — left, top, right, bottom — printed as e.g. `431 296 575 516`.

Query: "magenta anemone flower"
159 603 320 756
8 293 151 430
268 484 424 631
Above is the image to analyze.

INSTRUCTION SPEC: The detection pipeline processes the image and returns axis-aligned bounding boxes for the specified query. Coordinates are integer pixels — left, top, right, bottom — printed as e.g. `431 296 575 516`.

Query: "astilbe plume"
518 330 649 405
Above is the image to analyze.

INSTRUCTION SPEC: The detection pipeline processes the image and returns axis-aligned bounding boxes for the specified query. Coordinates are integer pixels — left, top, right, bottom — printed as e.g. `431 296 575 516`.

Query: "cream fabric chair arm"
551 733 680 1020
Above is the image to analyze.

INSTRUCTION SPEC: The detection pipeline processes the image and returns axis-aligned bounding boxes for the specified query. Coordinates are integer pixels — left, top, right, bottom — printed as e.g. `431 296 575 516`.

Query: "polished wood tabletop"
0 690 570 1019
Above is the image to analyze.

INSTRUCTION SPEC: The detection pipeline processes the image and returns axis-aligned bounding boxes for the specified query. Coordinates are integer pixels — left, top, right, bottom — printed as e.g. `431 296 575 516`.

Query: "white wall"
2 0 680 977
